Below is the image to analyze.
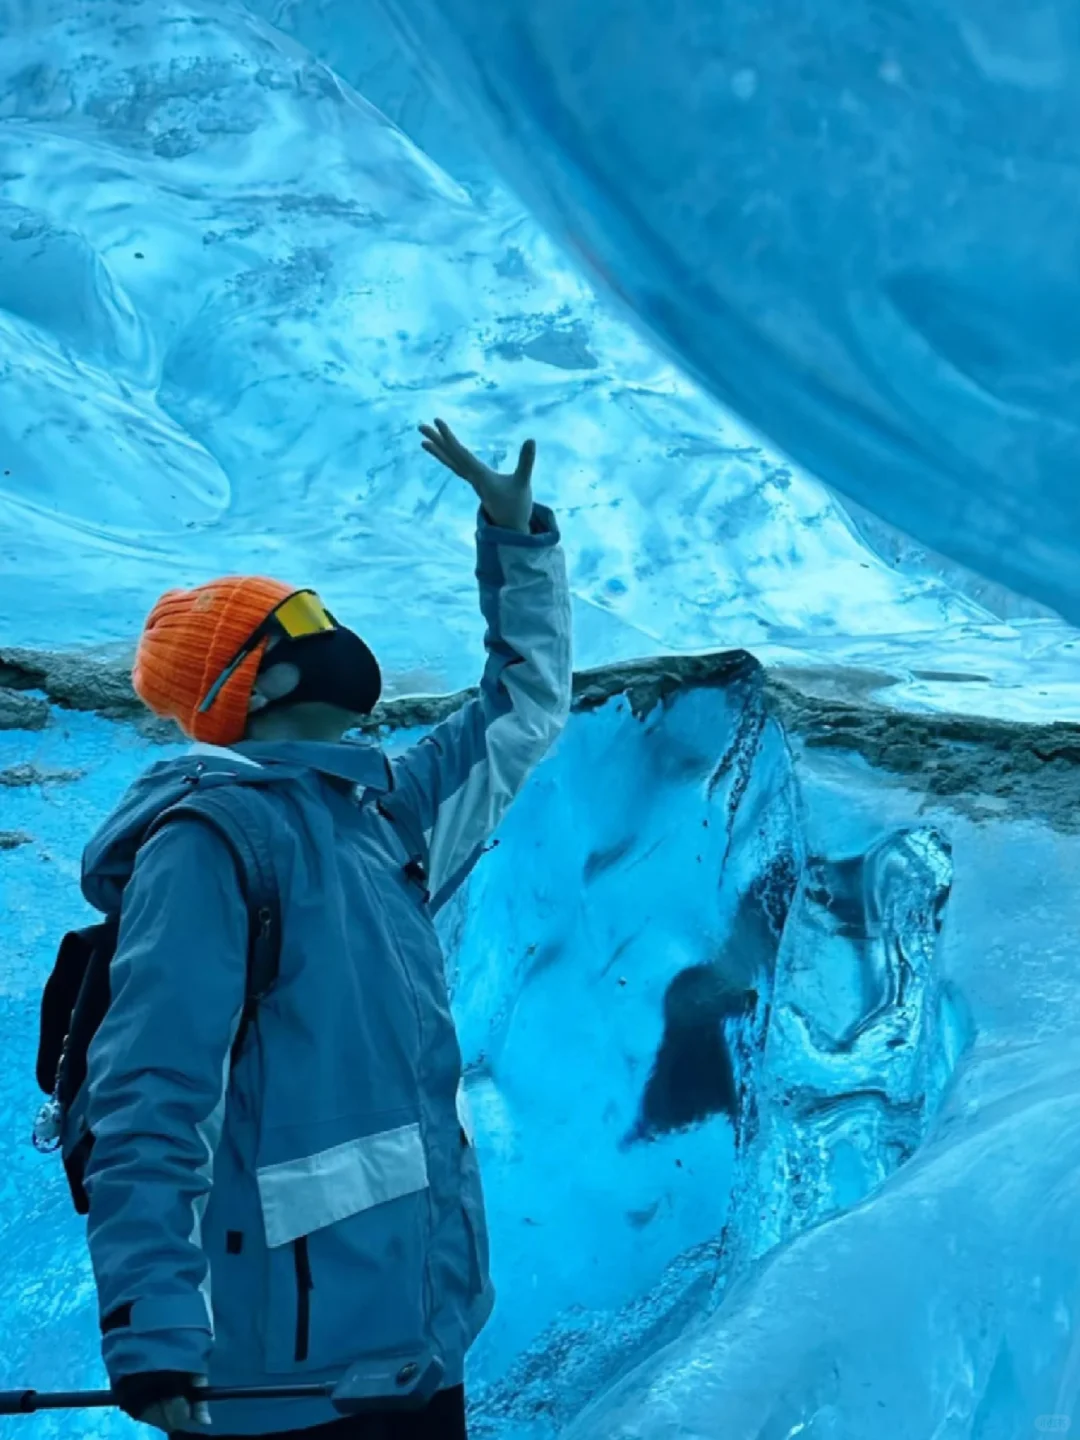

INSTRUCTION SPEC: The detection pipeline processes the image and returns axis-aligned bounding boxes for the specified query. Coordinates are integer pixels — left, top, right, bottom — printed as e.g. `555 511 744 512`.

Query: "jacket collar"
229 739 392 793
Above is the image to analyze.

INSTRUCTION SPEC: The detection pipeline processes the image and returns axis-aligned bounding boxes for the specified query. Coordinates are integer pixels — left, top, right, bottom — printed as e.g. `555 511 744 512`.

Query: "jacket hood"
82 756 227 915
81 742 392 915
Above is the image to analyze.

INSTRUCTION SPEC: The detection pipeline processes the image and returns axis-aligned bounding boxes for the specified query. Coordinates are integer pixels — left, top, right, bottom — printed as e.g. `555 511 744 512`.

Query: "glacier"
1 1 1079 1439
374 0 1080 628
2 0 1080 717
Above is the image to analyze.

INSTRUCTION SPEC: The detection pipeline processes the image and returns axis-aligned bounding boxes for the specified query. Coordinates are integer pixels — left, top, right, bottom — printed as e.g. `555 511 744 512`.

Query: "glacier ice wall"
2 0 1078 724
565 722 1080 1440
377 0 1080 625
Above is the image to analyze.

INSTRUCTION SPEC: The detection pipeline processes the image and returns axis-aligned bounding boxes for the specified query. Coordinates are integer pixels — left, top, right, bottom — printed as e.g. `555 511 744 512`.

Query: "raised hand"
419 418 535 534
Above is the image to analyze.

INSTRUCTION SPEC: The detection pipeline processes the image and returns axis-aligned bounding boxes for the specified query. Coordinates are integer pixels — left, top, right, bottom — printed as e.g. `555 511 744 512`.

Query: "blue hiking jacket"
77 508 571 1434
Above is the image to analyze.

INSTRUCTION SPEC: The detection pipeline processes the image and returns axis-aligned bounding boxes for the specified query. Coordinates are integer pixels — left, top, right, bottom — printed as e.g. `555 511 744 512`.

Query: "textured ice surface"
564 738 1080 1440
378 0 1080 627
1 0 1078 723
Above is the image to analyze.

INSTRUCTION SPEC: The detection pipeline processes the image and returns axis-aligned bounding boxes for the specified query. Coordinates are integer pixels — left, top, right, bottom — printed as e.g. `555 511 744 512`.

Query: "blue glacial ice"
376 0 1080 627
2 0 1079 716
1 2 1079 1439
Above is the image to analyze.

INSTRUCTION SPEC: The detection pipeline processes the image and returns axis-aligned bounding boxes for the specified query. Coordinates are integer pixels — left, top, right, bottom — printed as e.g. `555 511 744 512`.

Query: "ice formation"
377 0 1080 627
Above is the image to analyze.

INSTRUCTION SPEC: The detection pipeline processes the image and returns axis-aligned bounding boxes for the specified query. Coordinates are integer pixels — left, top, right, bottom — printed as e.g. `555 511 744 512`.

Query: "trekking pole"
1 1351 445 1418
0 1384 334 1416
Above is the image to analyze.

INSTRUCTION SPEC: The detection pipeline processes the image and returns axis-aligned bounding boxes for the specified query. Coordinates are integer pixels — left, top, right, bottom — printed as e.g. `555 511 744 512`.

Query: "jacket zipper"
293 1236 313 1363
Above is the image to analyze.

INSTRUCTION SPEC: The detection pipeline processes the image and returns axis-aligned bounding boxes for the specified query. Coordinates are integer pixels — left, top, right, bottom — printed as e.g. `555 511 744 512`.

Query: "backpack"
32 779 282 1216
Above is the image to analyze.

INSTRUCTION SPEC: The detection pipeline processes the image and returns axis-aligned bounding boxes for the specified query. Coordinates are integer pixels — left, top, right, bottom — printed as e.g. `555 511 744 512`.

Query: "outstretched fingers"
419 419 464 454
420 436 450 466
419 419 473 480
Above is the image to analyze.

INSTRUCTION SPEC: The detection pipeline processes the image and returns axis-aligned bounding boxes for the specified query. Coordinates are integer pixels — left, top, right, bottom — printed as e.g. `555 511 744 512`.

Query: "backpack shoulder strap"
145 785 281 1059
376 794 430 870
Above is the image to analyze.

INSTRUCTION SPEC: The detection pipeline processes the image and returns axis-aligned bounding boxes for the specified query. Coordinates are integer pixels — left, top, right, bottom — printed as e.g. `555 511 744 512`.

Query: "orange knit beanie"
133 576 296 745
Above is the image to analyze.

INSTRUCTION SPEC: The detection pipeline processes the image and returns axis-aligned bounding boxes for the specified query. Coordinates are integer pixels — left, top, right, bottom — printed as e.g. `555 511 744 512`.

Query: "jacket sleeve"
83 819 249 1381
389 505 572 913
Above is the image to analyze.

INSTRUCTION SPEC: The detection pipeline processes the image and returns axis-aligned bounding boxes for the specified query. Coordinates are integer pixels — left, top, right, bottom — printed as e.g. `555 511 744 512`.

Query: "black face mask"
257 627 382 717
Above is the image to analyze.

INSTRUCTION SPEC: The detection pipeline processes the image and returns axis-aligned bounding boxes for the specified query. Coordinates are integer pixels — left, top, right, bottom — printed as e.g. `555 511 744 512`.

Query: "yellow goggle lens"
273 591 335 640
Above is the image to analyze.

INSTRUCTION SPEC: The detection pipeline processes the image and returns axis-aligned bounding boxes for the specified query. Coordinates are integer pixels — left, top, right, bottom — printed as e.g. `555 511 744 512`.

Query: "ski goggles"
199 590 337 714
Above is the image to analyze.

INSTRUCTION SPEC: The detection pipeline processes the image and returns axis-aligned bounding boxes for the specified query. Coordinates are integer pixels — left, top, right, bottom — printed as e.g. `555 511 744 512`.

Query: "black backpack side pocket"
34 919 120 1214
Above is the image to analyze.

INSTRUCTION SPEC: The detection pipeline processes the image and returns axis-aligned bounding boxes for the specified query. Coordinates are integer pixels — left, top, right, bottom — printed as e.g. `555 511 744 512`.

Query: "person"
78 421 572 1438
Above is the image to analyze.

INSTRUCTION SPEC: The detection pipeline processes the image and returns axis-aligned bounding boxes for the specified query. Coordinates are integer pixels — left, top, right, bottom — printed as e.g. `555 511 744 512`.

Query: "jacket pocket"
293 1236 313 1364
258 1123 430 1374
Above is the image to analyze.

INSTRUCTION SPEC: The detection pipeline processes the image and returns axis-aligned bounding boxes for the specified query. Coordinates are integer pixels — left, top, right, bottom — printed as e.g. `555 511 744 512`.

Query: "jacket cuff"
102 1294 213 1381
476 504 560 547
